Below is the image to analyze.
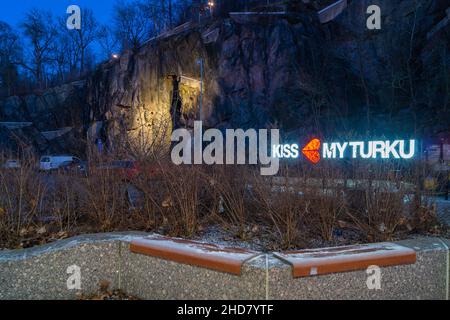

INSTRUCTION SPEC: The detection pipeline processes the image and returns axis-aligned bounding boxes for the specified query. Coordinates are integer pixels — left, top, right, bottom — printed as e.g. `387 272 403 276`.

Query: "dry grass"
0 155 46 246
207 166 254 239
252 173 310 249
79 164 129 231
131 161 209 237
0 152 446 250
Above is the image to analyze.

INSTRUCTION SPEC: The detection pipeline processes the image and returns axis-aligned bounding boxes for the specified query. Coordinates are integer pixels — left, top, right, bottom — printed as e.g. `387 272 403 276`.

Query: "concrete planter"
0 232 448 300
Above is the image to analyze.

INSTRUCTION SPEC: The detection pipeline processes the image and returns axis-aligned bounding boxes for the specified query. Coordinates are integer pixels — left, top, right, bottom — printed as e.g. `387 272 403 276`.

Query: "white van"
39 156 81 171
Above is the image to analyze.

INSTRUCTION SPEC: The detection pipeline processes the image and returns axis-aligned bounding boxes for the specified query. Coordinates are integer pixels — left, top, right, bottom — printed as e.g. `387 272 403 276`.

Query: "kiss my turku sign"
170 121 416 176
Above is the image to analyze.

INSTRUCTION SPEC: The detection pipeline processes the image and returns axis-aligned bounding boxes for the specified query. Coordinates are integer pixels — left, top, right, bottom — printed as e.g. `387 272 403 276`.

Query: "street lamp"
208 1 215 17
196 58 204 121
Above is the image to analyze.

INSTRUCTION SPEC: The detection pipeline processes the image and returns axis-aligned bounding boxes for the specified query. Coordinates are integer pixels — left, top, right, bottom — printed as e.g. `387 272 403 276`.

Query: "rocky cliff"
0 81 88 156
1 0 449 156
86 0 449 155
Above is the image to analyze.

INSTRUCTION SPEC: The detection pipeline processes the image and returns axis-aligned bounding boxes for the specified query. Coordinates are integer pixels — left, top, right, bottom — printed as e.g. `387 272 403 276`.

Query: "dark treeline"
0 0 267 97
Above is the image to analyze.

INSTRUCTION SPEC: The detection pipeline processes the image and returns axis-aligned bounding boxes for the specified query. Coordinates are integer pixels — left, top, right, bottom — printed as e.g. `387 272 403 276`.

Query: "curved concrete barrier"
0 232 448 300
130 236 259 275
273 243 417 277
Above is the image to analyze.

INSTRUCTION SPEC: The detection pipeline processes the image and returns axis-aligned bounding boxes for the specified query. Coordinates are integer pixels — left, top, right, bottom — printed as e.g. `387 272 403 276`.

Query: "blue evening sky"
0 0 114 28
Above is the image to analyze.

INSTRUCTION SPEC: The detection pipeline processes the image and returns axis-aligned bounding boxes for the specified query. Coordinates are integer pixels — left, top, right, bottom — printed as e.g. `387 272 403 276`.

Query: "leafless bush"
45 173 83 232
207 166 255 239
341 160 436 242
130 160 169 230
0 155 46 246
79 165 129 231
157 164 207 237
252 170 309 249
0 150 445 250
307 163 346 242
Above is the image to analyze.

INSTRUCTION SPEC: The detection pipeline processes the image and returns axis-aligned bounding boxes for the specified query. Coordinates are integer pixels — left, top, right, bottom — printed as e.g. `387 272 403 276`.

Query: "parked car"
39 156 82 171
1 159 21 169
97 160 139 181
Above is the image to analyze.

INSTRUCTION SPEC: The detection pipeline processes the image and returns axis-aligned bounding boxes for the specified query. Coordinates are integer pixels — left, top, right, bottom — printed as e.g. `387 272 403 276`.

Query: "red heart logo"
302 138 321 164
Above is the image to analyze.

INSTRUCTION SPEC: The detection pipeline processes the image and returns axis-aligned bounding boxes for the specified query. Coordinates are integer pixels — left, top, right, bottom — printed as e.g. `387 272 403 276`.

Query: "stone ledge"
130 236 260 275
273 243 416 277
268 237 449 300
0 233 448 300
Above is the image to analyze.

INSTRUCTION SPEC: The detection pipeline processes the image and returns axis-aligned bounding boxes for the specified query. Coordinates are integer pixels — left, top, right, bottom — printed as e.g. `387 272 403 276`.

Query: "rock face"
0 81 87 130
328 0 450 135
87 13 327 154
1 0 449 157
87 0 449 155
0 81 88 156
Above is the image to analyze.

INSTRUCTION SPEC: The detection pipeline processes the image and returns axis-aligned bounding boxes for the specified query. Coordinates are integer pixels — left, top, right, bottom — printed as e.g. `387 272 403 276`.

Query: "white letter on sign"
323 143 336 158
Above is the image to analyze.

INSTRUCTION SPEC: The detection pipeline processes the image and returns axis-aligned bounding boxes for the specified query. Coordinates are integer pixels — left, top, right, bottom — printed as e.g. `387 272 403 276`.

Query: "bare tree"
143 0 168 34
0 21 22 95
20 9 57 88
50 20 80 83
159 0 174 30
114 0 153 51
173 0 194 25
68 8 99 75
97 25 119 60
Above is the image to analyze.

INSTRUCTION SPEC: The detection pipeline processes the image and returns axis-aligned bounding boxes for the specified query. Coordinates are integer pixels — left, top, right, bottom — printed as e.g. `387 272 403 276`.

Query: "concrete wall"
0 233 448 300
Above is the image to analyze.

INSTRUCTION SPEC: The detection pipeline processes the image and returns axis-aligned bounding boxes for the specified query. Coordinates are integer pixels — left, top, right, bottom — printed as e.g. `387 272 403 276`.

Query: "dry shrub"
131 162 208 237
43 173 84 232
344 189 407 241
129 160 176 231
80 163 129 231
157 164 207 237
0 155 46 245
252 171 309 249
128 163 165 231
207 166 255 239
307 190 344 243
251 163 345 249
341 161 436 242
307 163 345 242
0 149 445 250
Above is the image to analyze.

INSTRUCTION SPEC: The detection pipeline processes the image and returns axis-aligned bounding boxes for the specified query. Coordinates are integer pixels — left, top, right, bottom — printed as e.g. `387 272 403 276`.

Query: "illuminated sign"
170 121 417 176
274 139 416 163
272 144 299 159
302 138 321 164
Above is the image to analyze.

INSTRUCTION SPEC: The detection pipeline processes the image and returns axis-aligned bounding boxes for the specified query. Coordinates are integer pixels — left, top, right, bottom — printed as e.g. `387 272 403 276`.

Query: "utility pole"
196 58 204 121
